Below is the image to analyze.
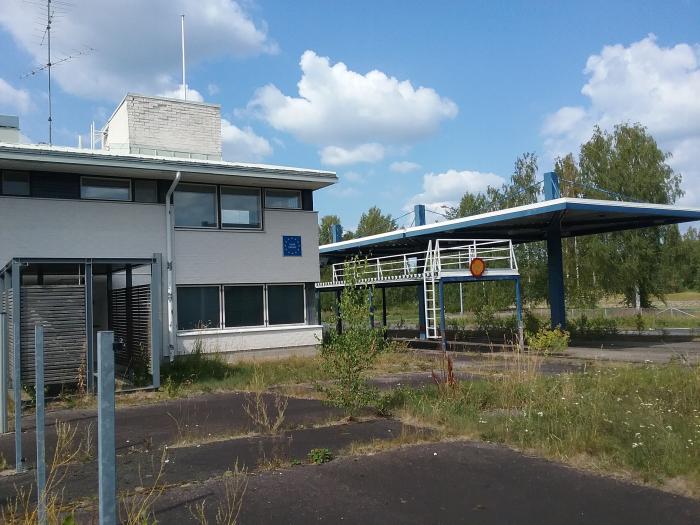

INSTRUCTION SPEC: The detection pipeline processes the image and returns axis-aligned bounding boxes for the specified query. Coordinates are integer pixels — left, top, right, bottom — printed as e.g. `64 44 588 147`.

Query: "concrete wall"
177 325 321 354
105 94 221 159
174 209 320 284
0 196 166 261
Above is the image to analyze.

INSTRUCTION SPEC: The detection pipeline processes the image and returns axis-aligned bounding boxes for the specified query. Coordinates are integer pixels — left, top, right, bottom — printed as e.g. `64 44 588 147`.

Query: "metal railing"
319 239 517 287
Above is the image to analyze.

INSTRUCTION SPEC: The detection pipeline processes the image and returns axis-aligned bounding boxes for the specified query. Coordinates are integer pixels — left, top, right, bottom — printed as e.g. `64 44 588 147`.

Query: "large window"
81 176 131 201
220 186 261 229
224 285 264 327
268 284 305 325
177 286 220 330
174 184 217 228
1 171 30 196
265 189 301 210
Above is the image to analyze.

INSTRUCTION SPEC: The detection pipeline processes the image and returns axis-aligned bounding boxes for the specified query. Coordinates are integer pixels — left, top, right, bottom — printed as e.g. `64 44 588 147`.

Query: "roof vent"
0 115 20 144
102 94 222 160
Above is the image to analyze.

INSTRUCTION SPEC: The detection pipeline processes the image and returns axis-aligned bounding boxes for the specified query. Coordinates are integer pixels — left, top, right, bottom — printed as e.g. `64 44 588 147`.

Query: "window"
177 286 220 330
220 187 261 229
268 284 305 325
174 184 217 228
2 171 30 196
265 189 301 209
81 177 131 201
134 180 158 203
224 285 264 327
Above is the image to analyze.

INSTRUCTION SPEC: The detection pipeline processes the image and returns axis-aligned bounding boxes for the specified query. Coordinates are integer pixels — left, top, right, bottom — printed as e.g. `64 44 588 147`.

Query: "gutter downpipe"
165 171 181 362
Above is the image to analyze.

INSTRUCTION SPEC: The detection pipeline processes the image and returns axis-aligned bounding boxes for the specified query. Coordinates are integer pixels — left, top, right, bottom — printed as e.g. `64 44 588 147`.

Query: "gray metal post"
335 289 342 335
0 273 6 434
369 288 375 329
12 260 23 472
85 261 94 393
515 277 524 351
97 331 116 525
315 290 322 326
439 279 447 352
35 325 46 525
150 255 162 389
381 287 387 328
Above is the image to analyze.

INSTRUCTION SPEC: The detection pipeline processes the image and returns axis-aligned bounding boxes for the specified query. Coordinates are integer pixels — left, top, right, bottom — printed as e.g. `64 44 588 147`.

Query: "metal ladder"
423 241 440 339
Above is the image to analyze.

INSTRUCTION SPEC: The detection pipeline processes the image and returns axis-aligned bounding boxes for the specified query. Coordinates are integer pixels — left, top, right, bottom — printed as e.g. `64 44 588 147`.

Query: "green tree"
445 192 489 219
576 124 684 307
355 206 396 238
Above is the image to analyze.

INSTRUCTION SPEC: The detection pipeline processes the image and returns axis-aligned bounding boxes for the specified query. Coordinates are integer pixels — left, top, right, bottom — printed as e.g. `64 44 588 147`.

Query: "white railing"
319 238 517 287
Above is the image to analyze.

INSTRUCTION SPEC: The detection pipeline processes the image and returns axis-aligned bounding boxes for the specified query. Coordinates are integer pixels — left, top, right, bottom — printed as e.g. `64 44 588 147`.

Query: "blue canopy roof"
320 197 700 259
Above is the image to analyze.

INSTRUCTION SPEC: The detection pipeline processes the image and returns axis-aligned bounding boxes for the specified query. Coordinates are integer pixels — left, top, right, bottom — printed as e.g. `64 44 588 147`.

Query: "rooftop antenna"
21 0 93 145
181 14 187 101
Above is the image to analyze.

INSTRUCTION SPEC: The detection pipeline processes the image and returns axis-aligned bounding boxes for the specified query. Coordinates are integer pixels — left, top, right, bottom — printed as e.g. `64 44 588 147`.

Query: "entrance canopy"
320 197 700 260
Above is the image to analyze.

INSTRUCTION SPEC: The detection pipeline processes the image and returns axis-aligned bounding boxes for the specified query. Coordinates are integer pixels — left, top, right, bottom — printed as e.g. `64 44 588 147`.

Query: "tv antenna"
181 14 187 101
21 0 93 145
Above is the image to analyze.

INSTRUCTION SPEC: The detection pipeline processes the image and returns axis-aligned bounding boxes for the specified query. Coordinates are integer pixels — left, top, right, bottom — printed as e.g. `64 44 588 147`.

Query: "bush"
308 448 333 464
319 259 385 413
161 337 234 388
569 314 618 338
526 327 570 354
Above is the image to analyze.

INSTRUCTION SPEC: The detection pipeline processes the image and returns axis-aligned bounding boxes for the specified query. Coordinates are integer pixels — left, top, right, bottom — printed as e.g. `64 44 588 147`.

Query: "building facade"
0 94 336 392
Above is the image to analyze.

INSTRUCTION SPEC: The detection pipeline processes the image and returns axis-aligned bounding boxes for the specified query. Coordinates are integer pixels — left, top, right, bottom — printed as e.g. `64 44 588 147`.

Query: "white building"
0 94 337 390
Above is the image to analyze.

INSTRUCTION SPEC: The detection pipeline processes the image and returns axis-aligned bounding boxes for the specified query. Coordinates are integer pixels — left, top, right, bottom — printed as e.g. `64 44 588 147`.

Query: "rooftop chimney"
102 94 221 160
0 115 20 144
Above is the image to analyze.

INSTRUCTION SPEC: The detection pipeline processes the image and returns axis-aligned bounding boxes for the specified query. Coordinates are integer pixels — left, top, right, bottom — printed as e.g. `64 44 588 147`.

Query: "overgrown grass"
389 363 700 494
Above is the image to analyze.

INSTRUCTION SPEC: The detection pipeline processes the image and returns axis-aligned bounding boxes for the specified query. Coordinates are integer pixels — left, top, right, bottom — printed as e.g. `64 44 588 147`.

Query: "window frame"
267 283 307 326
80 176 132 202
176 284 222 330
1 170 31 197
219 185 263 230
173 182 219 229
223 284 266 328
264 189 302 210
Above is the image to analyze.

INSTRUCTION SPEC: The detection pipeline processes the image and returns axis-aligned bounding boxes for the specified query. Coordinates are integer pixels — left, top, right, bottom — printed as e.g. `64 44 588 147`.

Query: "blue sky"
1 0 700 230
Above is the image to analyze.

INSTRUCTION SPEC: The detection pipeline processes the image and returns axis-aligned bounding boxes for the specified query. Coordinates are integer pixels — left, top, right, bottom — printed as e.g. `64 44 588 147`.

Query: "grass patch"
389 363 700 495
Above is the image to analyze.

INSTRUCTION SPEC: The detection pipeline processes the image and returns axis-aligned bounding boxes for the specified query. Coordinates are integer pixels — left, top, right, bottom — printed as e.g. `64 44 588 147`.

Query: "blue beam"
330 224 343 243
547 232 566 329
415 205 427 339
544 171 560 200
414 204 426 227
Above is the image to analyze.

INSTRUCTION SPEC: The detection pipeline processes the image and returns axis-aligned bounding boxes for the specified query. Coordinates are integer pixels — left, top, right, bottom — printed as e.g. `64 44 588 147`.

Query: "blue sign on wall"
282 235 302 257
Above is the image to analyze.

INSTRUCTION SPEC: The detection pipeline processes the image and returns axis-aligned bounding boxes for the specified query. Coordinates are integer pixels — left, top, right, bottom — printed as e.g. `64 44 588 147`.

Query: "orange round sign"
470 257 486 277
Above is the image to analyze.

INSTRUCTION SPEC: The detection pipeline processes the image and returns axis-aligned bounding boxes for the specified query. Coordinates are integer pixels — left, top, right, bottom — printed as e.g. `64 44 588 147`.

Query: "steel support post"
315 290 322 326
439 279 447 352
381 287 387 328
417 282 426 339
150 255 162 389
369 288 375 329
0 311 6 434
335 290 342 334
85 261 94 393
125 265 134 359
515 277 524 351
35 325 46 525
97 331 116 525
546 233 566 329
12 260 23 472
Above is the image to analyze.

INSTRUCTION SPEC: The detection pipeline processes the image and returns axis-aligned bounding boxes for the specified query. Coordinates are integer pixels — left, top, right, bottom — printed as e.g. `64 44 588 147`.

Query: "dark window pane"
268 285 305 325
174 184 217 227
2 171 30 196
265 190 301 209
177 286 220 330
224 286 264 327
134 180 158 203
221 187 261 228
32 172 80 199
81 177 131 201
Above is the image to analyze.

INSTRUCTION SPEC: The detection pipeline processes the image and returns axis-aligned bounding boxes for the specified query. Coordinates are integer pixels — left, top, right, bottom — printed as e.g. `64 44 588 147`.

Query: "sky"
1 0 700 231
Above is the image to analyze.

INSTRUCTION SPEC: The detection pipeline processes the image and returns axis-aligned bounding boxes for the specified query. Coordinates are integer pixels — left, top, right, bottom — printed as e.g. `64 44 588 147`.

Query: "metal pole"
439 279 447 352
85 261 94 393
335 289 342 335
515 277 524 351
35 324 46 525
12 260 23 472
381 287 387 328
150 255 162 389
0 311 6 434
459 283 464 315
181 14 187 101
369 288 375 329
315 290 321 326
97 331 116 525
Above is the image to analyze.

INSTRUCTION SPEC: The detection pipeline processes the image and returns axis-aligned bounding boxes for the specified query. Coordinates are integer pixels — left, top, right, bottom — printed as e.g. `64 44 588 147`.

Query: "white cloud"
405 169 505 216
0 78 32 113
542 34 700 205
221 118 272 161
390 160 421 173
320 143 384 166
157 85 204 102
0 0 276 101
247 50 457 164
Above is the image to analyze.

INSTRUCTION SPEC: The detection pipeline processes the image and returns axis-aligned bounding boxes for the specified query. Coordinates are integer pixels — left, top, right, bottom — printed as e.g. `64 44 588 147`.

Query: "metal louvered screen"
111 284 151 371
